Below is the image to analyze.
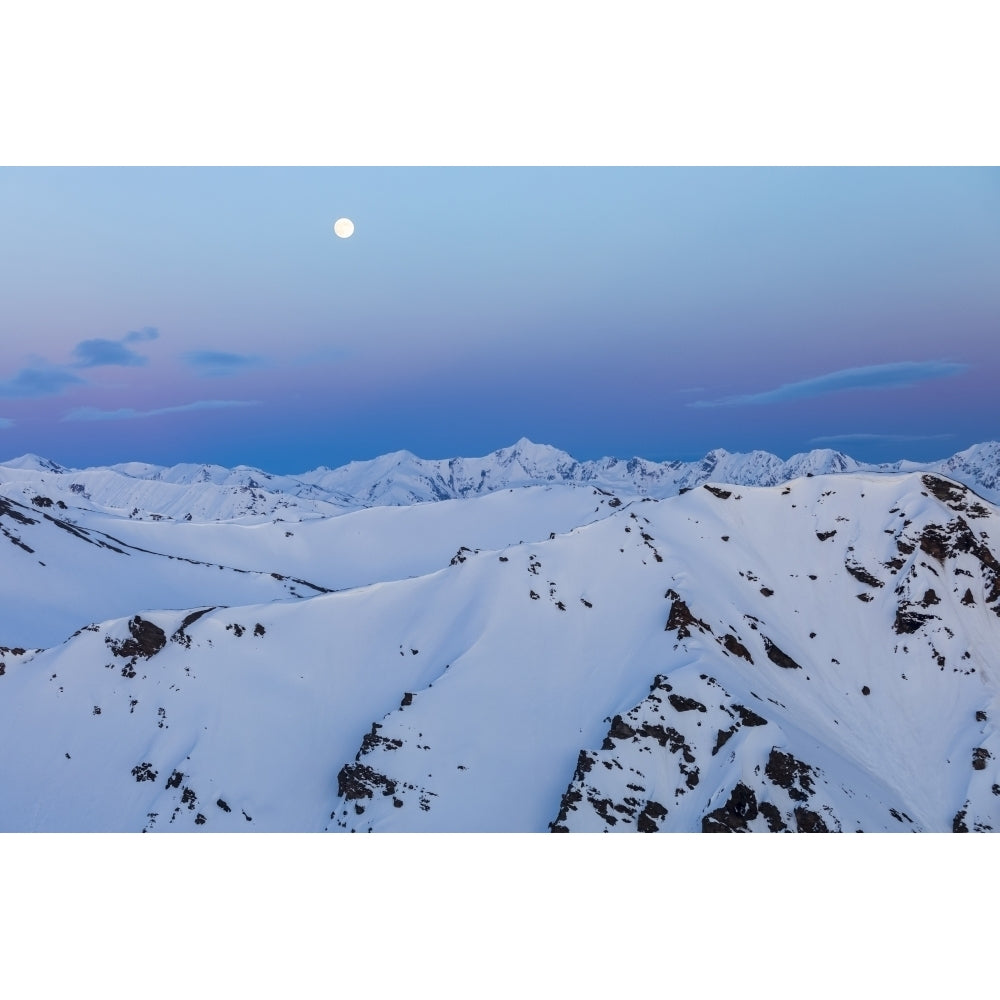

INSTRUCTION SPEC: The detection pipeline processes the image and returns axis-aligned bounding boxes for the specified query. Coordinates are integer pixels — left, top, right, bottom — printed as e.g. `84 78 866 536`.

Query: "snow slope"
0 484 620 648
2 469 998 832
0 454 357 522
0 492 330 650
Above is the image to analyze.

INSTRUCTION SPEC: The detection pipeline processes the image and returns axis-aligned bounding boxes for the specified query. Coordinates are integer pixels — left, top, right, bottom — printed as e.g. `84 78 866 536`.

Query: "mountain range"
2 440 999 831
4 437 1000 518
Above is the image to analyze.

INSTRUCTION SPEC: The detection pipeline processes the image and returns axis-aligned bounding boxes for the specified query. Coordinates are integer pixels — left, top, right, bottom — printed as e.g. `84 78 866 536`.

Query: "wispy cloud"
0 326 160 397
0 418 14 429
0 365 86 398
63 400 260 422
688 361 969 408
123 326 159 343
810 432 955 445
72 338 148 368
73 326 160 368
183 350 267 377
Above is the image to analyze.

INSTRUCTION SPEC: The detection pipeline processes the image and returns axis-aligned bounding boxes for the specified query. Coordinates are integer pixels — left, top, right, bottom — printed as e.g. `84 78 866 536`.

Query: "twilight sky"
1 167 997 473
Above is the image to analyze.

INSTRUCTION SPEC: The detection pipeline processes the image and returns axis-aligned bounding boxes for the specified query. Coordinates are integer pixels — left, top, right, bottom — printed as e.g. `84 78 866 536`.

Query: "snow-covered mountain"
0 453 358 523
2 462 999 832
4 438 1000 521
252 437 1000 505
0 481 613 649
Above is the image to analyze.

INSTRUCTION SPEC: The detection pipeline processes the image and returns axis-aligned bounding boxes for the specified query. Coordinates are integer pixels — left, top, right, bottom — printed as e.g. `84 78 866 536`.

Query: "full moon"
333 217 355 239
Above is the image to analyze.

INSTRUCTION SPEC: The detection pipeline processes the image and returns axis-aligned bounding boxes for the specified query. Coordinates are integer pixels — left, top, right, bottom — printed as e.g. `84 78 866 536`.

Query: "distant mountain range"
3 438 1000 521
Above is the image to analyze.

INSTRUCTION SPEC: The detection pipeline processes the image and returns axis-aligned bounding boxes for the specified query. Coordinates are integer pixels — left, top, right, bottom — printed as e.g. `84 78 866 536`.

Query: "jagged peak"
784 447 856 469
943 441 1000 465
509 435 539 451
495 437 570 460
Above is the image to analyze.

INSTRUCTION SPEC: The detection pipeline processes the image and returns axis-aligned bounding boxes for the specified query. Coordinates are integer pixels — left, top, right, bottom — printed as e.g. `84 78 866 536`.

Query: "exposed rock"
763 636 802 670
765 748 816 801
845 561 885 588
894 608 936 634
920 524 950 563
793 807 829 832
758 801 787 832
713 726 737 755
703 485 732 499
0 497 39 526
609 715 636 740
171 607 215 647
639 723 694 760
114 617 166 659
631 801 666 833
358 723 403 759
131 762 157 783
723 634 753 663
921 474 970 509
914 517 1000 604
702 782 759 832
732 703 768 727
665 598 713 639
667 693 707 713
337 762 397 800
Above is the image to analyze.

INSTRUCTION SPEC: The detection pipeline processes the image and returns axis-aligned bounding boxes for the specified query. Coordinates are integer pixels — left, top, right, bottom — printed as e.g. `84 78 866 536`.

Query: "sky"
1 166 997 472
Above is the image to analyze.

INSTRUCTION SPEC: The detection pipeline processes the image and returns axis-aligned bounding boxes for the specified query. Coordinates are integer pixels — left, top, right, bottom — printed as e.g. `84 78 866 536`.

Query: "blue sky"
0 167 997 472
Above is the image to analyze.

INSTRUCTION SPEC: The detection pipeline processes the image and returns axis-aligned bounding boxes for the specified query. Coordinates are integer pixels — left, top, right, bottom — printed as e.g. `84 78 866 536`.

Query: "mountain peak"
497 437 565 458
0 454 68 473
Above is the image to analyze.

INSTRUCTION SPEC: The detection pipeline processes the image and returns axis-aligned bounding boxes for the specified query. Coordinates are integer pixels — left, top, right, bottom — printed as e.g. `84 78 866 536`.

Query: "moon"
333 217 355 239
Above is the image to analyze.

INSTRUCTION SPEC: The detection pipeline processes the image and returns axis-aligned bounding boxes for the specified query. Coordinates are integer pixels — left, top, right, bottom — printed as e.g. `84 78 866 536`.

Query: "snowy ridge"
0 490 333 650
4 438 1000 521
2 468 999 832
0 482 614 649
294 440 873 506
0 458 358 524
